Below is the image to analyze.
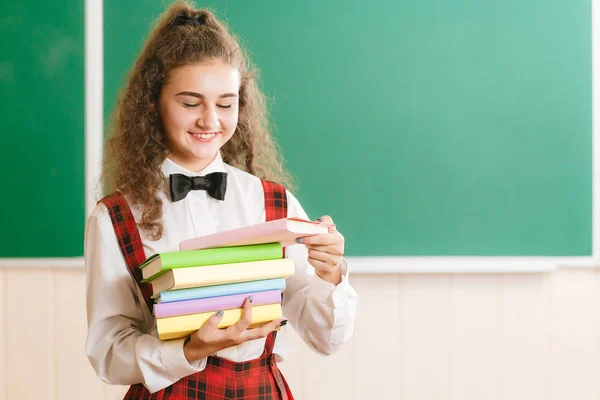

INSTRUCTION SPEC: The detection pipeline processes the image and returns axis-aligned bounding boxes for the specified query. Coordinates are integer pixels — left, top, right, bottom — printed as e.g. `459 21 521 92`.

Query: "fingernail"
316 218 324 222
248 295 253 303
216 310 224 317
280 319 288 327
296 238 304 244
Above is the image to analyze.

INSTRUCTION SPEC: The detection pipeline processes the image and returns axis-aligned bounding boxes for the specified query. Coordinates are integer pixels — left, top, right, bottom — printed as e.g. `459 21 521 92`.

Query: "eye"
217 104 233 109
182 103 199 108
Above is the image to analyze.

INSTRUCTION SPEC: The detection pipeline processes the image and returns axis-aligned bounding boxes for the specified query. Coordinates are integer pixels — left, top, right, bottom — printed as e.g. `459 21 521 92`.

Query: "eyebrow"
175 91 238 99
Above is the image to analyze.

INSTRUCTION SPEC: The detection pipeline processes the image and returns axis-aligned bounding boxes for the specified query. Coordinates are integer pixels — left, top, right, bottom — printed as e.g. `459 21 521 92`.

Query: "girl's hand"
183 297 284 363
296 215 344 285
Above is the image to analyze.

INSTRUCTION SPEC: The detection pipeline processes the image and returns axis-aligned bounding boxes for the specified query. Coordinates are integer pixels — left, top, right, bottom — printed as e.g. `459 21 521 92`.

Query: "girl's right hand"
182 296 284 363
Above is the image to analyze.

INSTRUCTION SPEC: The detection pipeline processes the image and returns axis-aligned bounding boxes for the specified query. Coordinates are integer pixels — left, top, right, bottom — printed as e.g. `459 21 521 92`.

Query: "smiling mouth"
189 132 220 141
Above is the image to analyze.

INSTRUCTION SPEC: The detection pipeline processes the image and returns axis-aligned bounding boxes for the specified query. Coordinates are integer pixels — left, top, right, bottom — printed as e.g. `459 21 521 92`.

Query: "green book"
140 243 283 282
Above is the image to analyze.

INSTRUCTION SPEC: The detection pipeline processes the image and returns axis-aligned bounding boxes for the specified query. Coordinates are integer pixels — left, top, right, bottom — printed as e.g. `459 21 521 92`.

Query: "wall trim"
0 258 85 269
0 256 591 273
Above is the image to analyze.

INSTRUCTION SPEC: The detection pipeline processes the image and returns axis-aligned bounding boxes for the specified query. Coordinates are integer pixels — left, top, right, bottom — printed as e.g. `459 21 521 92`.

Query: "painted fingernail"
280 319 288 327
295 238 304 244
248 295 253 303
216 310 224 317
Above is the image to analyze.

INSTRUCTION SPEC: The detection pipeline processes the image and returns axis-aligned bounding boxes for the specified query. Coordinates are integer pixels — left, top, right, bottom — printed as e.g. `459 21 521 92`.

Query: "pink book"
179 217 334 251
153 289 283 318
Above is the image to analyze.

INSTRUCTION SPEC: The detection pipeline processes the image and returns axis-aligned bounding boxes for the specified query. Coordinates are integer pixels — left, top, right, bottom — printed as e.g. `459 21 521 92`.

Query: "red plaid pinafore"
100 180 294 400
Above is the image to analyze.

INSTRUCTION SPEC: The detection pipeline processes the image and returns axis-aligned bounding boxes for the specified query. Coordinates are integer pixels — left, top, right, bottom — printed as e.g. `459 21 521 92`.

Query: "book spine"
170 259 295 290
142 242 283 282
158 278 287 303
157 303 282 341
179 219 282 251
154 289 282 318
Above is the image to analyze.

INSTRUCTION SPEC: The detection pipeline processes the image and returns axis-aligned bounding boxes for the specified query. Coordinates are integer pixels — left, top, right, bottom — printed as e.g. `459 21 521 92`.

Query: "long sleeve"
282 191 359 355
84 204 207 393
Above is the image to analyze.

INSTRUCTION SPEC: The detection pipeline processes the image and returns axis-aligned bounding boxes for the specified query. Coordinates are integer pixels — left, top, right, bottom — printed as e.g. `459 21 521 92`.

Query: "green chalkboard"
0 1 84 257
105 0 592 257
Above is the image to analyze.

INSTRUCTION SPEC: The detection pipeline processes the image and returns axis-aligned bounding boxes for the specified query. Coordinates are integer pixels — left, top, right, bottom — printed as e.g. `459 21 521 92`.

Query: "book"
150 258 295 297
156 303 282 341
140 243 283 282
179 217 333 251
154 289 282 318
156 278 287 303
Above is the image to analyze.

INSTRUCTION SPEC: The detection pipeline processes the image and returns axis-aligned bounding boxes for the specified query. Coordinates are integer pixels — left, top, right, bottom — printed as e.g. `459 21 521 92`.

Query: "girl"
85 1 358 399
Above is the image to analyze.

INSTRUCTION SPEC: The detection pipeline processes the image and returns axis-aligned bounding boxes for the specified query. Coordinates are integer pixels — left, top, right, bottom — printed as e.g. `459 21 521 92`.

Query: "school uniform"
84 152 358 398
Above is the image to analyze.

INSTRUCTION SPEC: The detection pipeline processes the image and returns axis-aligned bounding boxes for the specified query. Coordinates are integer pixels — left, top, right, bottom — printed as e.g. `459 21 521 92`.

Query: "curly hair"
103 1 294 240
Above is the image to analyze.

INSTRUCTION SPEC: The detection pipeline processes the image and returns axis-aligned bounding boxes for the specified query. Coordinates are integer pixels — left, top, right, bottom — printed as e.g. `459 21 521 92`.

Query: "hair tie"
172 14 204 27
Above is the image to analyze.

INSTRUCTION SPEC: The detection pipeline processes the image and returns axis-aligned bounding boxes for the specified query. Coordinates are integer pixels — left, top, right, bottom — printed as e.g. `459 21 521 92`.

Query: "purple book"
153 289 283 318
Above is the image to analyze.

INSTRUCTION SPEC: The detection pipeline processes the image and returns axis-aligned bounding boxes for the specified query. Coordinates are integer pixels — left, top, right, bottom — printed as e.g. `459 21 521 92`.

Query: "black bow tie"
169 172 228 202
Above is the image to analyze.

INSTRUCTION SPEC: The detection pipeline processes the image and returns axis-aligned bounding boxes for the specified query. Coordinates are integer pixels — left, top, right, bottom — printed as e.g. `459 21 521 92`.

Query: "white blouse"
84 153 358 393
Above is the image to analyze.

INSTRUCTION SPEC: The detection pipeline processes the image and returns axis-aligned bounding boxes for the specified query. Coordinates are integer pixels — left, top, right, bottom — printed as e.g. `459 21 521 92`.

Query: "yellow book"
156 303 283 341
150 258 295 297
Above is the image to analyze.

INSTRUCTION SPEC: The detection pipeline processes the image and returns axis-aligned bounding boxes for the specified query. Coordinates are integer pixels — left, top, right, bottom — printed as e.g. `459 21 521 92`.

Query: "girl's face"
159 60 240 172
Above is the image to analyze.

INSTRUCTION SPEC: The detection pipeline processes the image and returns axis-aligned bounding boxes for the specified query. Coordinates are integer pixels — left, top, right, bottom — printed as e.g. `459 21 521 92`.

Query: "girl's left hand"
296 215 344 285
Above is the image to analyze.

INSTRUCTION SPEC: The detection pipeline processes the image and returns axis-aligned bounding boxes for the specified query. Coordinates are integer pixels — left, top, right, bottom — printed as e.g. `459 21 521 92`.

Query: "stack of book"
141 217 332 341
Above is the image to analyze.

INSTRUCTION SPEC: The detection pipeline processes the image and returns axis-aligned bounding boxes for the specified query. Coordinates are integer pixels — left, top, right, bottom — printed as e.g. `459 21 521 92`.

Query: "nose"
197 105 220 131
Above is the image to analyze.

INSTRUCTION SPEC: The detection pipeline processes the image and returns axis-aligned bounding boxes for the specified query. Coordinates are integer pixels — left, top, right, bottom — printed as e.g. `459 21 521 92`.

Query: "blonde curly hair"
103 1 294 240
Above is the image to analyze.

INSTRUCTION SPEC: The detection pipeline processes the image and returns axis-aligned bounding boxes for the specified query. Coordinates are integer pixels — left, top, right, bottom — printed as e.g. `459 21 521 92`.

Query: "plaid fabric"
100 192 154 312
123 331 293 400
261 180 287 221
102 180 293 399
